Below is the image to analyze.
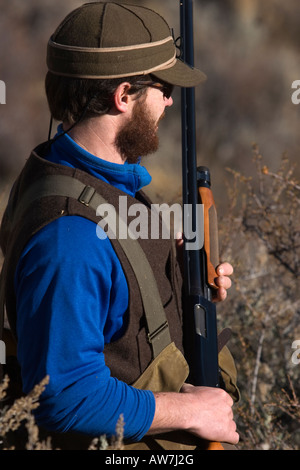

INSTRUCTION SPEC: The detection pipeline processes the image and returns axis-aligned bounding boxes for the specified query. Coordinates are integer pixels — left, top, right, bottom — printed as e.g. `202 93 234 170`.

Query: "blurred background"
0 0 299 449
0 0 299 203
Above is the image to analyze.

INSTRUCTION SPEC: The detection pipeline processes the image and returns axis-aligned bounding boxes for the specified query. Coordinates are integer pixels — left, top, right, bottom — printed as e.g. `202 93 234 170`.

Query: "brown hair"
45 71 151 125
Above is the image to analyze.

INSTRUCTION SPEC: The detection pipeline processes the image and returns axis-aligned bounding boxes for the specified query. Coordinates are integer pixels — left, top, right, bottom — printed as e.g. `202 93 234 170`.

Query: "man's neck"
63 116 125 165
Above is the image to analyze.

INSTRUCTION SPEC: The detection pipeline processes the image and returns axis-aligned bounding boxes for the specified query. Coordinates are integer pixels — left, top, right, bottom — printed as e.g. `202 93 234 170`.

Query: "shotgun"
180 0 224 449
180 0 220 388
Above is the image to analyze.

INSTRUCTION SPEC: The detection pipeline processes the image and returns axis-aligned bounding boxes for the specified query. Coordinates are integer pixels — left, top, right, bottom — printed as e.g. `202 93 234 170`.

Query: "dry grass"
218 148 300 449
0 375 52 450
0 374 126 450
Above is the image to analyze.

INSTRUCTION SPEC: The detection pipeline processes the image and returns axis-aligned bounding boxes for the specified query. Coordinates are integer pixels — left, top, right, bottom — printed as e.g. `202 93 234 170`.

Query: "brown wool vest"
0 142 184 385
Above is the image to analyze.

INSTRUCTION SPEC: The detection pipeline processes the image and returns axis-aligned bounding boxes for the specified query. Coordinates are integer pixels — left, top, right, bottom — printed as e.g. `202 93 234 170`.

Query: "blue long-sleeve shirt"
14 126 156 440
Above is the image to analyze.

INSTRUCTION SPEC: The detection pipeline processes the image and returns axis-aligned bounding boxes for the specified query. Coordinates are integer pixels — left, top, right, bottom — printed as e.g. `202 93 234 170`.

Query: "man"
0 2 239 449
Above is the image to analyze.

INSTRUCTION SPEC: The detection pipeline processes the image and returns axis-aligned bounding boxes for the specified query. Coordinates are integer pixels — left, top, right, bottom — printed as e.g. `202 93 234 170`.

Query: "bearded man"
0 2 239 449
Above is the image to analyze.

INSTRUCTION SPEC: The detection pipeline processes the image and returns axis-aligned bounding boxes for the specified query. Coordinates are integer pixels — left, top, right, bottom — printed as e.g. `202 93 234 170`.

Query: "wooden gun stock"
197 167 219 290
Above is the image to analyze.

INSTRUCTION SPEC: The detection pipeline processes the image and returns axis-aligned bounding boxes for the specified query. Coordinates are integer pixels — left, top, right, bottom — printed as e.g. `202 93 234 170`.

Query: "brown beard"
115 98 163 164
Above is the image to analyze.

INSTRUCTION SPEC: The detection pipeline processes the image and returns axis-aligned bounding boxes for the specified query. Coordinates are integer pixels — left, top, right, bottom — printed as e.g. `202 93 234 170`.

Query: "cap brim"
151 58 207 87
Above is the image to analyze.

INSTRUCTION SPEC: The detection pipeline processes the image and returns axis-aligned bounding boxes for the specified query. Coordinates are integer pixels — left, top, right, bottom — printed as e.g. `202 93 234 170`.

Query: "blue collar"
45 125 152 197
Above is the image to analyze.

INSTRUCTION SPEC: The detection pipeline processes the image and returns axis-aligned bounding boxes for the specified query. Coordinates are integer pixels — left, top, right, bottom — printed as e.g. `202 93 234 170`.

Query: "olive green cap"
47 2 206 87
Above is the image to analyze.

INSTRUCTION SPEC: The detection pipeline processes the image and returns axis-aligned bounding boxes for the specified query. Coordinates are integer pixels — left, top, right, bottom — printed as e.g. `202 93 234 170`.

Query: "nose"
164 95 173 107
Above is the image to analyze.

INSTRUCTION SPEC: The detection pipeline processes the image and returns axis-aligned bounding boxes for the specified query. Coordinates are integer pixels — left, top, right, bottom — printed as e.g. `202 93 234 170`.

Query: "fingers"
213 262 233 302
226 415 239 445
215 275 232 290
216 262 233 276
179 385 239 444
214 276 232 301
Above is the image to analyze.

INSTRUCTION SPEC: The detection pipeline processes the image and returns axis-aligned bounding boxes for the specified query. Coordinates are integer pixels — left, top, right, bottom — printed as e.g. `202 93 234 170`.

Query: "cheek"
154 103 166 123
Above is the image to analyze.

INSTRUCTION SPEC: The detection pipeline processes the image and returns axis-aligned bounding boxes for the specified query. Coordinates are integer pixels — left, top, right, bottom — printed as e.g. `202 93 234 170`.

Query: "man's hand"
180 384 239 444
149 384 239 445
213 262 233 302
175 233 233 303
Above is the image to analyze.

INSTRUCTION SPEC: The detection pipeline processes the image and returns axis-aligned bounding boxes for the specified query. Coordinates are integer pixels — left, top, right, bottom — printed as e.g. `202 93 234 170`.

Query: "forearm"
147 391 191 435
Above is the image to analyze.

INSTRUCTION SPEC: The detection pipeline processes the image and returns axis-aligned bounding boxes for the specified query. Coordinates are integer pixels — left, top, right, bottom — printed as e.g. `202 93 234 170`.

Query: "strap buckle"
147 320 169 344
79 185 96 207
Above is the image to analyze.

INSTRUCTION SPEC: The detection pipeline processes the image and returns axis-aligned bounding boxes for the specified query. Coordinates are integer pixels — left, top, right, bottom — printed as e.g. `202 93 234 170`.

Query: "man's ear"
113 82 132 113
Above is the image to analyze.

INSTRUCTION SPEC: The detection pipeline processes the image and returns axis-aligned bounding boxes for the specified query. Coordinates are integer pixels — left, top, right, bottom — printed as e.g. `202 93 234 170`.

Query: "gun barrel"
180 0 220 388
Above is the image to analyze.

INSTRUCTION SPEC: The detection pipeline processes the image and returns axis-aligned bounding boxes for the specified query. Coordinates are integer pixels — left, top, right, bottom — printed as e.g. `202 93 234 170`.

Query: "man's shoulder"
20 215 118 267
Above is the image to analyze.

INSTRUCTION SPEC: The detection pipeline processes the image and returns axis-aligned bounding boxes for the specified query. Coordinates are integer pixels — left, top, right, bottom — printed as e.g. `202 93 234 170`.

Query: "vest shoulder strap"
0 174 171 359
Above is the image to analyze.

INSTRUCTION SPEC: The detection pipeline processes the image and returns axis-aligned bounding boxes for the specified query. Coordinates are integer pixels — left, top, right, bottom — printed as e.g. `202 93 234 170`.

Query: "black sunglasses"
133 80 174 99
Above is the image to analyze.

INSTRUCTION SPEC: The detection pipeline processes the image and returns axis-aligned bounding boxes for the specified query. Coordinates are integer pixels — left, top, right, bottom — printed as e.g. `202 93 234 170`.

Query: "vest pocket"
132 342 189 393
